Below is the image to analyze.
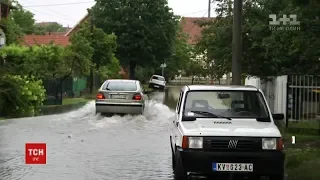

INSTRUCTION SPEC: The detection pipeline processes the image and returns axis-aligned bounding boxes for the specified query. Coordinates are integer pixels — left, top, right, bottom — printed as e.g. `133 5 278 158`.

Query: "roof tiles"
180 17 215 45
22 35 70 47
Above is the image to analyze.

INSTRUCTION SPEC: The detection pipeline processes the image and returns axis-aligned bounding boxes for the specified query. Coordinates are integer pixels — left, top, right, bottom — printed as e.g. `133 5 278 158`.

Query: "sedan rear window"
103 81 137 91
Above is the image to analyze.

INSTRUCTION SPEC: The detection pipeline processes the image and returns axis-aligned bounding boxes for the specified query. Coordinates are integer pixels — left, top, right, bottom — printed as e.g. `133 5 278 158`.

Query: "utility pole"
208 0 211 17
207 0 211 84
226 0 232 85
231 0 243 85
88 9 94 94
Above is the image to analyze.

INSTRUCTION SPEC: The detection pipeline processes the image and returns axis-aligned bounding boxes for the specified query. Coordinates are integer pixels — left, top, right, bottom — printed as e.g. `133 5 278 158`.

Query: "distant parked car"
95 79 149 116
148 75 166 90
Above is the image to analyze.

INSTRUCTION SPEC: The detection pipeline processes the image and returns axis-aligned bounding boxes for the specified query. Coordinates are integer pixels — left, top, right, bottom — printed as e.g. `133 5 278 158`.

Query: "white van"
148 75 166 89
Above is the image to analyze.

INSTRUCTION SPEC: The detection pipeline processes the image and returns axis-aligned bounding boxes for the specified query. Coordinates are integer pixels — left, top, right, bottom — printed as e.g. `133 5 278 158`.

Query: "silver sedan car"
95 79 148 115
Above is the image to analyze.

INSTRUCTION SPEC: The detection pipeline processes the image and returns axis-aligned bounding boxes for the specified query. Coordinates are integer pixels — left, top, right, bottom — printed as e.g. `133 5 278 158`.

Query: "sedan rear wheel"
140 106 144 115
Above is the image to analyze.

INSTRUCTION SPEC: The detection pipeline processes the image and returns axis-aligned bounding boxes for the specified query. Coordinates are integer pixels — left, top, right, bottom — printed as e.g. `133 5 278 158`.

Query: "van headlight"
188 137 203 149
262 138 277 150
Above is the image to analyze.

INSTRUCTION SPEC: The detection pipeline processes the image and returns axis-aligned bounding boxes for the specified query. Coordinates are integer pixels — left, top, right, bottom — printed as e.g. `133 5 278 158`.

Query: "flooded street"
0 87 184 180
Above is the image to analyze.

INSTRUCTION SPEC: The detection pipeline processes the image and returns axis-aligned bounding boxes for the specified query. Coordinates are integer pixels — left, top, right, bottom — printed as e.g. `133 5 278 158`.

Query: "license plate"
110 94 126 99
154 85 159 88
212 163 253 172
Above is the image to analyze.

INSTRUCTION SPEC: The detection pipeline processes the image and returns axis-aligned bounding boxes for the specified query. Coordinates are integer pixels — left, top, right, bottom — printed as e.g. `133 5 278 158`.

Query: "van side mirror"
272 113 284 120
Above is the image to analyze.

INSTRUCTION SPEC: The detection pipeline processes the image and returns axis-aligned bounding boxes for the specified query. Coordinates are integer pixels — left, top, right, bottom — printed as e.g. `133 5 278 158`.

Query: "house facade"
0 0 15 48
0 0 14 21
179 16 231 85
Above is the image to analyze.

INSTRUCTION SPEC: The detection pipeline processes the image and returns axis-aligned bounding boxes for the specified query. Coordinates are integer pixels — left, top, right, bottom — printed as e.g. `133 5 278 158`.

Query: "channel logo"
25 143 46 164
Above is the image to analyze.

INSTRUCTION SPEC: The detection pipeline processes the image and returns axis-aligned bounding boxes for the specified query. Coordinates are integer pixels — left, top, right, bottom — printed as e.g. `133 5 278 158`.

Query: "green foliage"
34 22 66 34
197 0 320 78
1 17 23 45
165 21 193 79
1 0 59 44
97 56 121 81
71 22 117 69
0 40 94 117
135 65 155 83
185 51 205 79
0 43 91 80
68 31 94 77
9 2 36 35
26 44 69 79
0 44 29 75
196 14 232 79
286 148 320 180
92 0 178 78
0 75 46 117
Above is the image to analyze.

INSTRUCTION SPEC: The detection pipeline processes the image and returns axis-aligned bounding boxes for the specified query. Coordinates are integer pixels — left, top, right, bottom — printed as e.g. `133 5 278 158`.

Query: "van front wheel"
173 151 187 180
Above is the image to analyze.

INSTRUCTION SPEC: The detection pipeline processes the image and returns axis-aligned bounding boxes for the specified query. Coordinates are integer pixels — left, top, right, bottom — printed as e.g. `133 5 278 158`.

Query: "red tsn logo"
25 143 46 164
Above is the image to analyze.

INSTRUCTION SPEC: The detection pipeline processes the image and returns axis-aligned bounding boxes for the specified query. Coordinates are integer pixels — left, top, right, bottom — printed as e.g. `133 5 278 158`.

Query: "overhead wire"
23 1 95 7
2 2 217 36
21 0 79 26
180 9 208 16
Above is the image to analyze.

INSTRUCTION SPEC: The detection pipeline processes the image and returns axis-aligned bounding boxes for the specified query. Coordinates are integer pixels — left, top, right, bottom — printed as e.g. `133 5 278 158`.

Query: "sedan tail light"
132 93 142 100
96 92 105 99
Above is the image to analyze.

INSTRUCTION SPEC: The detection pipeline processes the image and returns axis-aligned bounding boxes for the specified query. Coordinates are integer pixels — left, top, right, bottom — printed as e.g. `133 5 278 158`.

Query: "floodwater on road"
0 87 189 180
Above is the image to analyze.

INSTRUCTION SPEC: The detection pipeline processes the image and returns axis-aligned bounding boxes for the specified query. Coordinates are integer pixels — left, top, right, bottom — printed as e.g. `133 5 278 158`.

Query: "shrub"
0 75 46 117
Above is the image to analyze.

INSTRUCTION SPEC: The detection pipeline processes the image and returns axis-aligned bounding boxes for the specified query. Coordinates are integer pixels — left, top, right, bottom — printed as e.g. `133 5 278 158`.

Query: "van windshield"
183 90 270 120
152 76 165 81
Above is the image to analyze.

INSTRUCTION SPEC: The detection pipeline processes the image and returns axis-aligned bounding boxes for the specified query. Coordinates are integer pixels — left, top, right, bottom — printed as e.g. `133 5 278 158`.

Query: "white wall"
245 76 288 122
274 76 288 114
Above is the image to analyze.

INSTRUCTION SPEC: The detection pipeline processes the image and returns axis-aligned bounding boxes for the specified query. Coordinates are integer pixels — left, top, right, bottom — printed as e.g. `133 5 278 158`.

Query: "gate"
260 79 275 113
286 75 320 124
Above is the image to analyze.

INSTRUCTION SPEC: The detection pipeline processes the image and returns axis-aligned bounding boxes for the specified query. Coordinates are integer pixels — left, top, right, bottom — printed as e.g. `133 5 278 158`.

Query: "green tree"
97 56 121 82
9 1 36 34
197 0 320 79
164 21 192 80
0 43 93 103
33 22 66 35
71 21 119 93
185 52 205 84
44 22 65 33
0 44 29 73
92 0 177 79
135 65 155 83
0 75 46 118
1 1 38 44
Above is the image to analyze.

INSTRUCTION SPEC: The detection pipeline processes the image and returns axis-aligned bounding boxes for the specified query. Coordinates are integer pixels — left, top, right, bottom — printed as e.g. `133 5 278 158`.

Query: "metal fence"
286 75 320 121
245 75 320 134
168 76 230 85
42 78 65 105
42 77 88 105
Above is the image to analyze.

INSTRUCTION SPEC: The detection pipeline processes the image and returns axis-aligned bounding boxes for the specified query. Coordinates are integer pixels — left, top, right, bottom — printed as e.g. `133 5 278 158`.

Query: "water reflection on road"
0 87 191 180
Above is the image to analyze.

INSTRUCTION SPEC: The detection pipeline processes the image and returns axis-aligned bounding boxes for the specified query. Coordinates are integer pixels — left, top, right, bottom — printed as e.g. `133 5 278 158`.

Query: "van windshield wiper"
190 111 232 120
